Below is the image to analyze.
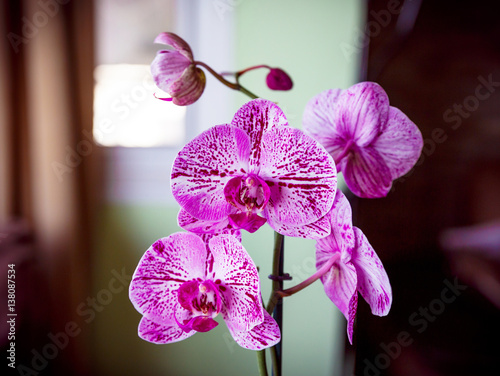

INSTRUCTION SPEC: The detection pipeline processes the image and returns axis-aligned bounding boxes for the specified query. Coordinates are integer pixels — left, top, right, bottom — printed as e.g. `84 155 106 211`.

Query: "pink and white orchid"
129 232 280 350
316 190 392 343
171 99 337 239
303 82 423 198
151 32 206 105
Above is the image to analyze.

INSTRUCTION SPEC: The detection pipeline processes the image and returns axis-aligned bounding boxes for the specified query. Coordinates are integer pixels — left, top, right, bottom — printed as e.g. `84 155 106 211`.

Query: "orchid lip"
175 279 222 333
224 173 271 213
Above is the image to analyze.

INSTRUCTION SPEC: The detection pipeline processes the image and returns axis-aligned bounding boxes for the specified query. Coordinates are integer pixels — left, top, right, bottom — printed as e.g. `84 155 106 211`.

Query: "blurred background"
1 0 499 375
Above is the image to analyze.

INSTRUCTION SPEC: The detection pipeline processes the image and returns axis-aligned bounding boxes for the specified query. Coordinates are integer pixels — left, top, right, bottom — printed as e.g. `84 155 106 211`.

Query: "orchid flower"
303 82 423 198
316 190 392 343
171 99 337 239
129 233 280 350
151 32 206 105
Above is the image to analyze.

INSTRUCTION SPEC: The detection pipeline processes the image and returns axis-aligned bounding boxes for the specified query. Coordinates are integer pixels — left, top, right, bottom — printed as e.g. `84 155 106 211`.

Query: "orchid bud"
266 68 293 91
150 32 206 105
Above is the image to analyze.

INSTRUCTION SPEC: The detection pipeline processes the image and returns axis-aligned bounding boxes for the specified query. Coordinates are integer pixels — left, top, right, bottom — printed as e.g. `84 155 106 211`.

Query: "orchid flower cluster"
129 32 423 374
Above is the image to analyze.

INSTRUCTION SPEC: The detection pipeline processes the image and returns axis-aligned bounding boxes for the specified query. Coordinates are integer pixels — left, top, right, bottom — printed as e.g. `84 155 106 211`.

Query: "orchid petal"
231 99 288 168
138 316 195 344
342 146 393 198
334 82 389 147
227 310 281 350
259 126 337 229
208 235 264 332
272 214 331 239
352 227 392 316
170 65 206 106
177 208 242 242
151 51 191 93
302 88 344 154
346 293 358 345
326 190 355 262
154 32 193 61
373 106 423 180
171 125 250 221
317 250 357 320
129 233 208 323
228 212 267 233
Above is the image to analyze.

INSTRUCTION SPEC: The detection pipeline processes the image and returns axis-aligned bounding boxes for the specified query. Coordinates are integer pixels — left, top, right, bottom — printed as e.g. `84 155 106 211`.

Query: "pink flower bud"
266 68 293 91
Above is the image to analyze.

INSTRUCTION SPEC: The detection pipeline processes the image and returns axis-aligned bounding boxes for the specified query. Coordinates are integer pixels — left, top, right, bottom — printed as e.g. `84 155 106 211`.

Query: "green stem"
270 345 280 376
257 350 268 376
194 61 259 100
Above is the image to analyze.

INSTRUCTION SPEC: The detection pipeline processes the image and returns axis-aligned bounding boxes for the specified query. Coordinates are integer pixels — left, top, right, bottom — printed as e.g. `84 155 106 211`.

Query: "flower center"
223 174 270 233
224 173 271 213
176 279 222 333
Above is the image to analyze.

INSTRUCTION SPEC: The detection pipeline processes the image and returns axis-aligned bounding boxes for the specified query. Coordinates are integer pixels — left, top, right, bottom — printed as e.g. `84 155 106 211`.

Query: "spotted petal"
334 82 389 147
208 235 264 332
171 125 250 221
342 146 392 198
227 310 281 350
231 99 288 169
259 126 336 230
372 106 423 180
138 316 195 344
352 227 392 316
272 214 331 239
177 208 242 242
129 233 208 323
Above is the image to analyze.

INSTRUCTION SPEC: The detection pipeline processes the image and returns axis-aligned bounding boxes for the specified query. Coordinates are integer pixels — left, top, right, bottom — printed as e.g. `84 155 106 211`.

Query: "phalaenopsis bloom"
129 233 280 350
171 98 337 239
151 32 206 105
316 190 392 343
303 82 423 198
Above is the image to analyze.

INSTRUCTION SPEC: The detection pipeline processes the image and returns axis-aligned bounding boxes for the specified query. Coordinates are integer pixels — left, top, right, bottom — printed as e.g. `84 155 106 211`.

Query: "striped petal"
154 32 194 61
372 106 423 180
259 126 337 230
341 146 392 198
318 250 357 321
171 125 250 221
333 82 389 147
227 310 281 350
231 99 288 169
208 235 264 332
302 88 344 155
170 65 206 106
352 227 392 316
129 233 208 323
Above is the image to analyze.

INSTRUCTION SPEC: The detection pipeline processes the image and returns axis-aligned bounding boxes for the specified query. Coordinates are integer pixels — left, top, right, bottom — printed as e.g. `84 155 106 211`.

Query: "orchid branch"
194 60 260 100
